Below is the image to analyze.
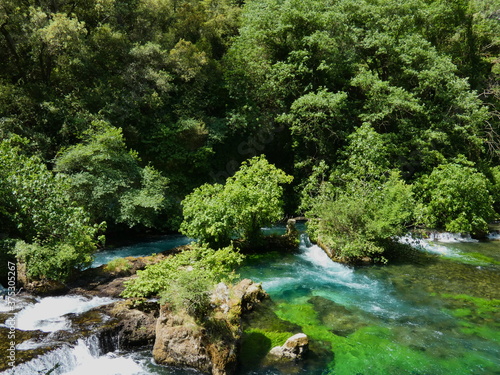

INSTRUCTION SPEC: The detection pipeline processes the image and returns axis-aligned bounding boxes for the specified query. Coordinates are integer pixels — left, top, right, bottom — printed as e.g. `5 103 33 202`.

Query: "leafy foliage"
416 157 495 235
304 125 414 261
0 136 102 280
1 0 500 272
122 243 244 320
307 172 414 261
54 121 171 230
180 155 293 248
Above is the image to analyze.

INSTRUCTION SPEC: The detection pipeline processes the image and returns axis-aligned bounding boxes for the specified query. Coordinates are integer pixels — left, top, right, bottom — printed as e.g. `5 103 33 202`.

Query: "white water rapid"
1 335 146 375
14 295 117 332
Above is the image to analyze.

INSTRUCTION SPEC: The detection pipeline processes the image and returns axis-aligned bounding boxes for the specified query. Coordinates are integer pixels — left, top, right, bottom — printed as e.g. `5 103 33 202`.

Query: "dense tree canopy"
54 121 171 230
0 137 103 280
1 0 500 277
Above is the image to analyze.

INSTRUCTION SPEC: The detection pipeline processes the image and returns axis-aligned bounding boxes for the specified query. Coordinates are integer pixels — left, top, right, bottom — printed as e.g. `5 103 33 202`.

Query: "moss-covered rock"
153 279 267 375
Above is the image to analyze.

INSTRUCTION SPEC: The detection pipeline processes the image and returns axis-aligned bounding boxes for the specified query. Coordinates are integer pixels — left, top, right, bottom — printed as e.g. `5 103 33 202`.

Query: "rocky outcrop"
152 307 215 374
153 279 267 375
100 300 158 349
268 333 309 360
230 278 268 315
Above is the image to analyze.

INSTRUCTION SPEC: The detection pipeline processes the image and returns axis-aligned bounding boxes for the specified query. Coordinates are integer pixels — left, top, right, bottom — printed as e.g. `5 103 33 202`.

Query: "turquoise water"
239 235 500 374
10 231 498 374
91 235 191 268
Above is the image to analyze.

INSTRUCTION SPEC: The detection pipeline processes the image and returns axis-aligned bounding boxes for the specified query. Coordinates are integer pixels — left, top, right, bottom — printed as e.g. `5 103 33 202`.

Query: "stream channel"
1 227 499 374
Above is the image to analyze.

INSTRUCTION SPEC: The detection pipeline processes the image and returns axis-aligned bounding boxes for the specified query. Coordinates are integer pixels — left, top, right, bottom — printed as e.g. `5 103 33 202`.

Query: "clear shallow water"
4 232 500 375
239 234 500 375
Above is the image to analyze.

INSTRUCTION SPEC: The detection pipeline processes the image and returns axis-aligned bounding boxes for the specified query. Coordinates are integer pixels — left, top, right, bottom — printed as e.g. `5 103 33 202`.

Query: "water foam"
60 338 144 375
427 232 478 243
398 235 459 257
16 295 117 332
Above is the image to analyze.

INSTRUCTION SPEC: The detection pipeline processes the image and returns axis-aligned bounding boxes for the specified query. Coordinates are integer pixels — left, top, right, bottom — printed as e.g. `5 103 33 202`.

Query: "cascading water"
14 295 117 332
0 295 120 375
2 230 498 375
239 233 500 374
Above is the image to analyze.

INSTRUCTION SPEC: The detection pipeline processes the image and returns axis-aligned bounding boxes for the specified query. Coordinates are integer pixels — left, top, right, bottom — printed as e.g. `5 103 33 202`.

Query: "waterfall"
427 232 478 243
1 333 147 375
0 295 128 375
2 335 101 375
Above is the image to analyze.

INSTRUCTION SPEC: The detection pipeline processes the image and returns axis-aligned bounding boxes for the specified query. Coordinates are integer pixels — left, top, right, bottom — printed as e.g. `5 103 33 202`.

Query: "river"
2 229 499 374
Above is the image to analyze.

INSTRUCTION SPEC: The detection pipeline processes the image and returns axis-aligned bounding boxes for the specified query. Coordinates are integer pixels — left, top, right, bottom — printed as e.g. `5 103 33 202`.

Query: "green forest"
1 0 500 281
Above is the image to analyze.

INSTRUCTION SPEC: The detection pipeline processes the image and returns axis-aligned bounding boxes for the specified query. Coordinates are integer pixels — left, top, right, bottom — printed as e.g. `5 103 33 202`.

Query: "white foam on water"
16 338 49 351
61 339 144 375
428 232 478 243
3 336 146 375
487 231 500 240
398 235 460 257
261 277 298 292
16 295 117 332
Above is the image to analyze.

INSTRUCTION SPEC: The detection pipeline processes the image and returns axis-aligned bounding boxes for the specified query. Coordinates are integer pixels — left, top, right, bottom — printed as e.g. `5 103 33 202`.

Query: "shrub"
122 244 244 320
308 171 414 261
104 257 132 273
416 157 495 235
180 155 293 248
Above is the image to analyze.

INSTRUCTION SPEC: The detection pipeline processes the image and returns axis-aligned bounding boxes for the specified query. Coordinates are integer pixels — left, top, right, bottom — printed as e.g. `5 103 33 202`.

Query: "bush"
416 157 495 235
122 244 244 320
303 125 414 262
180 155 293 248
0 136 103 281
104 257 132 273
308 171 414 261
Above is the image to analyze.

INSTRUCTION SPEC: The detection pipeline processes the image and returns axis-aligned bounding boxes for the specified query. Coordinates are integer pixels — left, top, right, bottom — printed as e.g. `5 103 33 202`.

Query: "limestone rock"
153 305 237 375
230 279 267 314
153 279 268 375
268 333 309 360
101 300 158 348
211 282 231 314
153 307 213 373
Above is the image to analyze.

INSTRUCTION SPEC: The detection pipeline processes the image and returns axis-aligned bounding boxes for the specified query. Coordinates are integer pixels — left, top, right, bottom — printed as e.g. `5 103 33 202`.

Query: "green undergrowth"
273 300 499 374
104 257 132 274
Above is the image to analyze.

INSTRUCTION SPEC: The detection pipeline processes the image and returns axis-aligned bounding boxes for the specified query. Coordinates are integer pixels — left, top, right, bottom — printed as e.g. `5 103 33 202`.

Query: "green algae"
239 235 500 374
272 300 500 375
239 328 294 369
442 251 500 266
238 298 302 371
440 293 500 344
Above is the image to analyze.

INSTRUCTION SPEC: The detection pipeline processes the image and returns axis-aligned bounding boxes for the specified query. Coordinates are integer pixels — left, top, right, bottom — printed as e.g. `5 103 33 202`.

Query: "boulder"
100 300 158 349
268 333 309 360
153 307 213 373
230 279 267 314
153 279 268 375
